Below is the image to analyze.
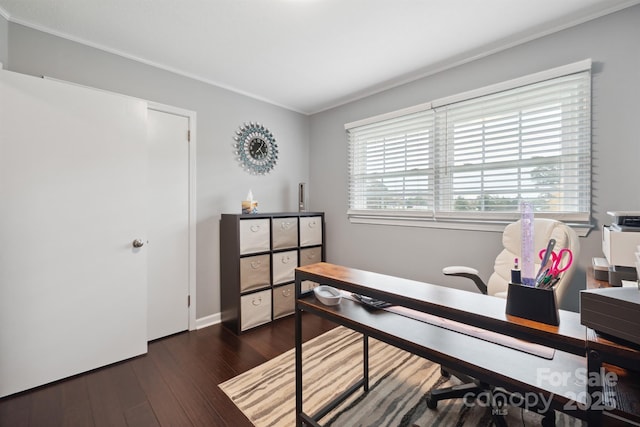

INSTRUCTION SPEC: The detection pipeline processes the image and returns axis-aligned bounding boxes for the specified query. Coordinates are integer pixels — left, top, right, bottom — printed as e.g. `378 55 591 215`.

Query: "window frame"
345 60 593 235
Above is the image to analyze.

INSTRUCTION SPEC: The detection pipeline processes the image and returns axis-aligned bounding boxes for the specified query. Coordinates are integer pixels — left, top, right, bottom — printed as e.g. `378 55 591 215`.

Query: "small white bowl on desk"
313 285 342 306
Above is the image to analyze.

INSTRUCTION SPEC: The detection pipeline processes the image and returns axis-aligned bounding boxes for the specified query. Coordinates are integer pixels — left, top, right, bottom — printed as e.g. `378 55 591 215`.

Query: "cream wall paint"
6 22 310 320
309 5 640 312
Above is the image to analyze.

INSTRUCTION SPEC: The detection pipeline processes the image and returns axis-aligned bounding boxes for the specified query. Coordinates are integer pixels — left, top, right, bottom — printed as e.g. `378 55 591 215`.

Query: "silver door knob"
132 239 145 248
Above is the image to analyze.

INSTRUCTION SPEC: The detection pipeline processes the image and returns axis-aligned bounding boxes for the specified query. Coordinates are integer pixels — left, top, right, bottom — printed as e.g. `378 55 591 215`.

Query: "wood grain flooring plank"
61 376 95 427
105 360 149 413
129 348 192 427
0 392 30 427
163 328 251 382
161 334 255 426
123 401 160 427
189 325 268 375
146 340 225 427
28 382 63 427
86 366 128 427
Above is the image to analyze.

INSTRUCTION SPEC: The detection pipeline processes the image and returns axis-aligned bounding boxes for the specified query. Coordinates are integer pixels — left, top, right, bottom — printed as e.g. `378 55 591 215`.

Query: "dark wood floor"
0 314 337 427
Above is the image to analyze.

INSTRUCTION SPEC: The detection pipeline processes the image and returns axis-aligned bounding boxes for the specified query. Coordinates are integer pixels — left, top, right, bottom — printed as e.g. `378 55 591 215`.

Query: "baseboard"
196 312 221 330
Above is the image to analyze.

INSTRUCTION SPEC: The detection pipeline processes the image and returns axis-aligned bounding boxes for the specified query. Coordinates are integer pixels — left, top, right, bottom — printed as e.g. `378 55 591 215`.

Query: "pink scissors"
538 248 573 277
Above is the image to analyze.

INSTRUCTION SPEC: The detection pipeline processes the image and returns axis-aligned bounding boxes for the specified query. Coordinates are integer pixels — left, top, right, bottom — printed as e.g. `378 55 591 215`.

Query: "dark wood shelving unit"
220 212 325 334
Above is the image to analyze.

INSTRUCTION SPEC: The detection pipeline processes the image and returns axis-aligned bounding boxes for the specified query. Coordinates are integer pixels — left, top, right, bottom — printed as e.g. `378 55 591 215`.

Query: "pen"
539 273 560 289
535 268 549 286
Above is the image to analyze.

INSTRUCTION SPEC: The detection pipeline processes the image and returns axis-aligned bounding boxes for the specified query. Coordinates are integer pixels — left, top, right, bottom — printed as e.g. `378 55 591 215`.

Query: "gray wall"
309 5 640 312
0 14 7 66
6 22 310 320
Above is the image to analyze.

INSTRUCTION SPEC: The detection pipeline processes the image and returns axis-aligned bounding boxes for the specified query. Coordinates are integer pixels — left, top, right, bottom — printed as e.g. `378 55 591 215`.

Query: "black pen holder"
505 282 559 326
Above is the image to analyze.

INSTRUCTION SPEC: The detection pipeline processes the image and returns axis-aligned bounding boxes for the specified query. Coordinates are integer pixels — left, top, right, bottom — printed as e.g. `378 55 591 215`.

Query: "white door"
0 70 148 397
147 108 190 341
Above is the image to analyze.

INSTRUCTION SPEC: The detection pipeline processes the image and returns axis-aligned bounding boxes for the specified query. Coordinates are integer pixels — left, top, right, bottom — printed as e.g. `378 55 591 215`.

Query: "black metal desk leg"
296 306 303 427
363 333 369 392
586 349 602 426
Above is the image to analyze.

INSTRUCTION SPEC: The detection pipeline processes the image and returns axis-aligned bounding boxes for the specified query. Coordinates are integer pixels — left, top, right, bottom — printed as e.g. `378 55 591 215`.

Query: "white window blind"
346 61 591 226
347 108 435 216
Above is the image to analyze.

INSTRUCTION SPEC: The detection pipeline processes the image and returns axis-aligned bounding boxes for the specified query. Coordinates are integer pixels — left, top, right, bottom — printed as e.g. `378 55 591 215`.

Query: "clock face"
249 138 268 160
233 122 278 175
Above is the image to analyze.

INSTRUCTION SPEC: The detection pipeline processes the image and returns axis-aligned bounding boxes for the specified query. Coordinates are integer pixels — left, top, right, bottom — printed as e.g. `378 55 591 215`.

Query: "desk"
294 263 589 427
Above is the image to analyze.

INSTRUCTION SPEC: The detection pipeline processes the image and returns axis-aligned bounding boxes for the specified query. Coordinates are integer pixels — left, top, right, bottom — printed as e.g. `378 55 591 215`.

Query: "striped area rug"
219 326 584 426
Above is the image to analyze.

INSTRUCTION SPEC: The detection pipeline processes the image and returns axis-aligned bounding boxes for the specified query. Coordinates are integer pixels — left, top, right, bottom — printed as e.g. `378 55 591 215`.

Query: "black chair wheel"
493 394 506 408
440 367 451 378
426 394 438 409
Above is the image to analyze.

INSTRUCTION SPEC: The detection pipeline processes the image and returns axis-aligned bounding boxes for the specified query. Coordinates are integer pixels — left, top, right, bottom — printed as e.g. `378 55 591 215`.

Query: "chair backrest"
486 218 580 306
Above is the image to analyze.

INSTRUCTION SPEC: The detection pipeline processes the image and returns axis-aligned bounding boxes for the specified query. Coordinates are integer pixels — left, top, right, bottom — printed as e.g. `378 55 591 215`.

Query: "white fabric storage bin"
272 250 298 285
300 246 322 266
301 280 319 293
239 254 270 293
239 218 270 255
240 289 272 331
272 217 298 250
300 216 323 247
299 247 322 292
273 283 295 319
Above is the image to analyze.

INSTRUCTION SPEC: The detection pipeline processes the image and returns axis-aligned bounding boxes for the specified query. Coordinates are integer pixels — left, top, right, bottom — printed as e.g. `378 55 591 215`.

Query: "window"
346 60 591 229
348 106 435 214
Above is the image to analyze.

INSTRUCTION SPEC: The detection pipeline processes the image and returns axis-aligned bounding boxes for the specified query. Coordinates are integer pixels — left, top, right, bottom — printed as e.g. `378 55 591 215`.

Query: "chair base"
426 370 556 427
426 382 482 408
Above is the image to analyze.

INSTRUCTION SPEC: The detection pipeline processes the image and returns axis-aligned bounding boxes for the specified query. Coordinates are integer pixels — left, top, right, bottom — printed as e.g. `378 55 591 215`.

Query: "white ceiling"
1 0 638 114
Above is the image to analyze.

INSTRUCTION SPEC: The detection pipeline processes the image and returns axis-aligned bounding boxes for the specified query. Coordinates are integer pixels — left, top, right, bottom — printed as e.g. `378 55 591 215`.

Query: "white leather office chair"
428 219 580 427
442 218 580 306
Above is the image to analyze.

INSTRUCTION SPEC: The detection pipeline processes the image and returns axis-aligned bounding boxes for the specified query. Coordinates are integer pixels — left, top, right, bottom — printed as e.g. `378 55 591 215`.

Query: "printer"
598 211 640 286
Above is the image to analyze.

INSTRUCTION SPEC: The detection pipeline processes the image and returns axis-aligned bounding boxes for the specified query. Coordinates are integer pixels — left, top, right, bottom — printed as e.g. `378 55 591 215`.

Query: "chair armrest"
442 266 488 295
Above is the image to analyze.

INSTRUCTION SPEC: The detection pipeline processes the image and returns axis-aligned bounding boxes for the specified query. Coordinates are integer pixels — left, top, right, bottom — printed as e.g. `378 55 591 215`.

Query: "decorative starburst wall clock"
233 122 278 175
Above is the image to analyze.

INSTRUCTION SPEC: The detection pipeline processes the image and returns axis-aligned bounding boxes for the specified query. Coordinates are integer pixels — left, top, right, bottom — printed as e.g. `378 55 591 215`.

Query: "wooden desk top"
587 266 611 289
296 262 586 355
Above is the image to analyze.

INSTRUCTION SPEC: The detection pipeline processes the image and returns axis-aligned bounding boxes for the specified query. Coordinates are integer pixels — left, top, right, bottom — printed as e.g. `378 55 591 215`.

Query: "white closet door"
0 70 148 397
146 108 189 341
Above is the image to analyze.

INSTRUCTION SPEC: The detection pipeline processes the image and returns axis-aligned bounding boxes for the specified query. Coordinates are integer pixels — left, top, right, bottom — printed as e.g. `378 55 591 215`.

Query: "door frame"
148 101 197 333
